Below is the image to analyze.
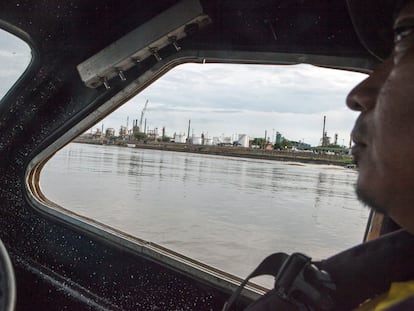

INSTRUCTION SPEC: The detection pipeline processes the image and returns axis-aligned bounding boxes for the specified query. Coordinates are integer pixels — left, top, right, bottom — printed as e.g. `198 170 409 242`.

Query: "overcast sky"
0 30 31 98
103 63 366 146
1 29 367 147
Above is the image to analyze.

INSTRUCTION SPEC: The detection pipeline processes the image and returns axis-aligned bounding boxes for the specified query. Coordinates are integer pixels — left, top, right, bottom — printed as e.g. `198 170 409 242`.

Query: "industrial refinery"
75 101 350 162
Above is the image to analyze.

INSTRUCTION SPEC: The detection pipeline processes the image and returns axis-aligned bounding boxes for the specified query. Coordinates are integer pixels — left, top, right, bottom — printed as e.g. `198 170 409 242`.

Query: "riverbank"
73 138 354 166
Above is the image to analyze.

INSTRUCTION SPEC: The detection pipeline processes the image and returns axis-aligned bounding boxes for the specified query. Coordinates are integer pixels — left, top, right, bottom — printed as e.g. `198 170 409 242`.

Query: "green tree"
273 142 281 150
134 132 147 141
252 137 266 148
281 138 292 149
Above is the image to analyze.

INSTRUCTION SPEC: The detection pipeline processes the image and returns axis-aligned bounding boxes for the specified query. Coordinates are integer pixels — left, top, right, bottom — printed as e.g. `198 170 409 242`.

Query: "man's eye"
394 26 414 43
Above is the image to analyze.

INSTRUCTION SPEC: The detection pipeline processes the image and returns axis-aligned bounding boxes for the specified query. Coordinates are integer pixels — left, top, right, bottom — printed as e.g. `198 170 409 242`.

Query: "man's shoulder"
386 295 414 311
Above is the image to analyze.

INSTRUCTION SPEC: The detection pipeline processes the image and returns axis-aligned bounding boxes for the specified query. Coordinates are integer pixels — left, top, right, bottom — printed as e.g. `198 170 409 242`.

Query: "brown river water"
40 142 369 286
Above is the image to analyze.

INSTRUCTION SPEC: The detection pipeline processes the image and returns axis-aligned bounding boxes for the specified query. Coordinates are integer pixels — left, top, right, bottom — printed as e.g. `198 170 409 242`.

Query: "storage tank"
192 135 202 145
119 126 127 137
237 134 249 147
204 137 213 145
174 133 187 143
222 136 232 144
105 128 115 137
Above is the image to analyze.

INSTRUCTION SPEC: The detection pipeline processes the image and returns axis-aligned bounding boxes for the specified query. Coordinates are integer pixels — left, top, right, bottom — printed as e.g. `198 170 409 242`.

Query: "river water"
40 143 369 284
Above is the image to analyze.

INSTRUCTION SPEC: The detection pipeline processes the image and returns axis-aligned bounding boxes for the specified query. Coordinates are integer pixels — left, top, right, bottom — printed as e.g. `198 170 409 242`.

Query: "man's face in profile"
346 1 414 233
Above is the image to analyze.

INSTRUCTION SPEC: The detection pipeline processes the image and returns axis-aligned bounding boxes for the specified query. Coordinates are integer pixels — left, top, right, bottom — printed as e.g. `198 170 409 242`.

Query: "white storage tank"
192 136 202 145
105 128 115 137
204 137 213 145
174 133 187 143
238 134 249 147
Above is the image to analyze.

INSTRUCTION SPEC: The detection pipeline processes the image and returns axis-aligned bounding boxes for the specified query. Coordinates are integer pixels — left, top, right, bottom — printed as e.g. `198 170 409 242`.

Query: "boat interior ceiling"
0 0 386 310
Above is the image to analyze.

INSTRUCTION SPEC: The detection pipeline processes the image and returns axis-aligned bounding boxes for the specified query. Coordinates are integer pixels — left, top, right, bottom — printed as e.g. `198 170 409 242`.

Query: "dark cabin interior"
0 0 393 310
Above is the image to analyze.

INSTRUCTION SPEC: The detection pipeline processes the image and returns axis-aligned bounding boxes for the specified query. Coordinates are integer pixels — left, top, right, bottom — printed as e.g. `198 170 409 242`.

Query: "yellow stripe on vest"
356 281 414 311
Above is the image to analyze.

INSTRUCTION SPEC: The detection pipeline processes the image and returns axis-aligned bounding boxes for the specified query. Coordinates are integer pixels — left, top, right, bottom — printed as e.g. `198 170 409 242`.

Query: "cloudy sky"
104 63 366 146
1 29 367 147
0 30 31 98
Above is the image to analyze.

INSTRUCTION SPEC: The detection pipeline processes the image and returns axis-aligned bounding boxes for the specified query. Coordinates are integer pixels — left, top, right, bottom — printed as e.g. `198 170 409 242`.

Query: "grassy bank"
130 142 353 166
74 138 353 167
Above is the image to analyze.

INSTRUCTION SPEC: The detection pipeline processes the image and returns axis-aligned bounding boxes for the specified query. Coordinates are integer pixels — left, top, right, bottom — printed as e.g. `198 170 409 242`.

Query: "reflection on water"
40 143 368 283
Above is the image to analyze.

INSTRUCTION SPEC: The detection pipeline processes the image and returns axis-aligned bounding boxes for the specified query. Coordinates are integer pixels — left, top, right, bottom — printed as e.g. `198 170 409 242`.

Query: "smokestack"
322 115 326 146
187 120 191 144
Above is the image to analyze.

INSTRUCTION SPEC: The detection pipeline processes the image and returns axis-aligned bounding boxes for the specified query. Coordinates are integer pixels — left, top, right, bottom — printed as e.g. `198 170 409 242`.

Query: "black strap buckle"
275 253 335 311
222 252 336 311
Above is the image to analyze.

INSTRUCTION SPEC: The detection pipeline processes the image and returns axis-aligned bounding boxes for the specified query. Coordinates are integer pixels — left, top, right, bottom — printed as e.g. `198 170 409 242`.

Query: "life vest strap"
222 253 335 311
223 229 414 311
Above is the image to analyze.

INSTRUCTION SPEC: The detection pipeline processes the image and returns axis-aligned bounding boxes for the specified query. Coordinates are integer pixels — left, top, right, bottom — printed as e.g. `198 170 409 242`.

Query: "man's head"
347 0 414 233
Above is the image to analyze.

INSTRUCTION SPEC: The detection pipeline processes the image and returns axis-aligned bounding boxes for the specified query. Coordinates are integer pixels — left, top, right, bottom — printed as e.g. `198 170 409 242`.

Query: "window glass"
40 63 369 286
0 29 31 100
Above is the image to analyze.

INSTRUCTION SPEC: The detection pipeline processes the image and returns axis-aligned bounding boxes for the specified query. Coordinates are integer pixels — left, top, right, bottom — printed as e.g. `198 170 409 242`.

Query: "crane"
139 99 149 131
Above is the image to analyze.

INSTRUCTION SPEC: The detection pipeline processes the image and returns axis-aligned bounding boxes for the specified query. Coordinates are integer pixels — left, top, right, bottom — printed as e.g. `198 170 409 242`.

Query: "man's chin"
355 185 388 215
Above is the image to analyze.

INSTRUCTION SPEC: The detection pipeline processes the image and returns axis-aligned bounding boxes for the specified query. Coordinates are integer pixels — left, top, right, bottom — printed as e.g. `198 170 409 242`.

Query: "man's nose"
346 78 378 112
346 58 392 112
346 57 393 112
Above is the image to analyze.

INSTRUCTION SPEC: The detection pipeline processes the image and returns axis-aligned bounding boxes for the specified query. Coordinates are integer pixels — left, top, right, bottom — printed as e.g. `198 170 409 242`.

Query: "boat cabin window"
0 29 31 101
39 63 369 287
